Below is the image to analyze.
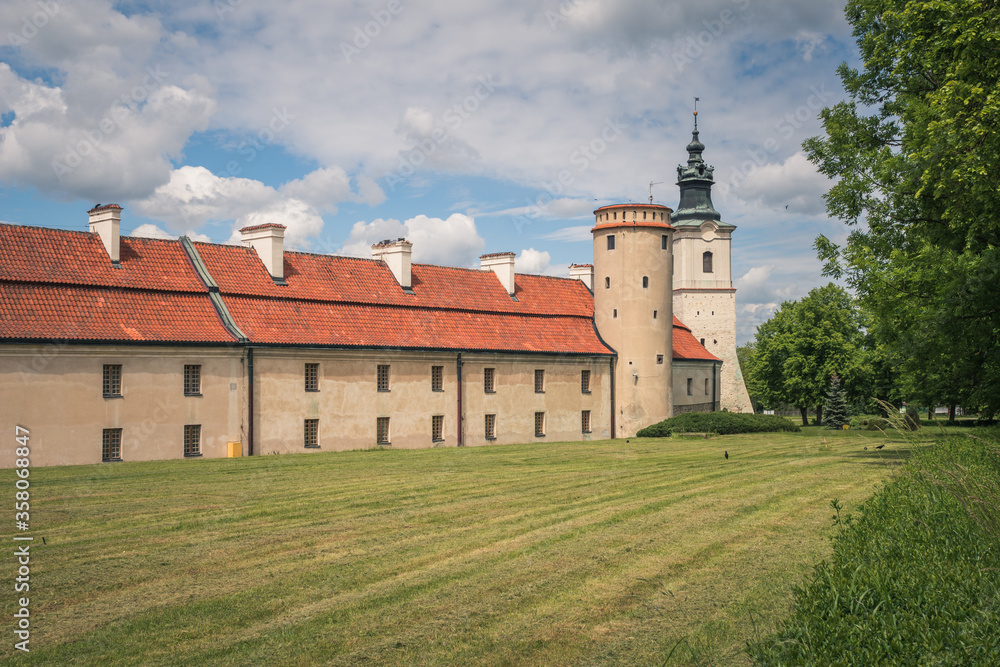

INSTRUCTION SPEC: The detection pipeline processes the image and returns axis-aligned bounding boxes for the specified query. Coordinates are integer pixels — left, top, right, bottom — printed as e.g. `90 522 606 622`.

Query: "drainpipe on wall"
456 353 464 447
610 357 616 439
247 347 255 456
712 361 718 412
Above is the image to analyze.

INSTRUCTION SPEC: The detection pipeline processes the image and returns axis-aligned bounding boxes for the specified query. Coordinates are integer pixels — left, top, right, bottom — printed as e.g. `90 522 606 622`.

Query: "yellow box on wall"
227 442 243 457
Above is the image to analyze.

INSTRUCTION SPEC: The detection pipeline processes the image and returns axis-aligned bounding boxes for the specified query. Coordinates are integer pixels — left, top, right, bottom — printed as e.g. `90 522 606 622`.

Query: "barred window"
377 365 390 392
102 428 122 461
103 364 122 397
184 424 201 456
305 363 319 392
484 367 496 394
534 412 546 437
184 364 201 396
432 415 444 442
485 414 497 440
304 418 319 448
534 369 544 393
377 417 390 444
431 365 443 392
582 410 591 434
581 370 591 393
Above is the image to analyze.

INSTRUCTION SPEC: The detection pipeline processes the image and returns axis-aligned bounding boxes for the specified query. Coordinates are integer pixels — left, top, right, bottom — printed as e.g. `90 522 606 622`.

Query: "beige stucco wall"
672 223 732 289
0 344 246 467
251 348 613 454
672 360 720 416
461 354 611 446
593 213 674 437
672 223 752 414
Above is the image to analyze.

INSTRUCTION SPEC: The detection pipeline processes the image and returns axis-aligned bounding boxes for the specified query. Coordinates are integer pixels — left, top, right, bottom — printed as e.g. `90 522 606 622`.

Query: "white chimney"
88 204 122 263
569 263 594 290
240 223 286 280
371 238 413 289
480 252 516 295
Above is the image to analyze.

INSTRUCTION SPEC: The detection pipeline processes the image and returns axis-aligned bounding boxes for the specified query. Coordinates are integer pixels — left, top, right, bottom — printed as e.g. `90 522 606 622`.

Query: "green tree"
806 0 1000 417
746 284 866 426
823 373 850 429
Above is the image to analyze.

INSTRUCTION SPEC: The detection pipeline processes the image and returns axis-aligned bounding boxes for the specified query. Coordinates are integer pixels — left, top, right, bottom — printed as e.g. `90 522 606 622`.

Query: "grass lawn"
4 428 935 665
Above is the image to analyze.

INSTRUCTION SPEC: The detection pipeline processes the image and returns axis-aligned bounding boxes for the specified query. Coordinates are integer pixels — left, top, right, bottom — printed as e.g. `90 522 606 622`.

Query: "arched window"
703 251 713 273
642 276 649 288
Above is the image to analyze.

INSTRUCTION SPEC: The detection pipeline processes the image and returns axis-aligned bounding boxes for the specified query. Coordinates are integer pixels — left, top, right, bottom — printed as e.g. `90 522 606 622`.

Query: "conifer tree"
824 373 849 429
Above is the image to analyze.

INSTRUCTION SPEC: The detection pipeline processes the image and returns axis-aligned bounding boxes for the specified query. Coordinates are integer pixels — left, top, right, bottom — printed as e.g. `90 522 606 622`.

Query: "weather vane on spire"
693 97 700 130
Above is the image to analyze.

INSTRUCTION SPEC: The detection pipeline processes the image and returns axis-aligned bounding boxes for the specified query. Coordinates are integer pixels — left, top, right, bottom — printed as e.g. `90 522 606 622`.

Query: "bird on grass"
875 444 885 450
724 451 729 460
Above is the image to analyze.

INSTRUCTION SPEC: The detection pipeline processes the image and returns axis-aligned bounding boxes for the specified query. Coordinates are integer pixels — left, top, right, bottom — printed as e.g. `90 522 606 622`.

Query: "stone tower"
671 111 752 413
592 203 675 437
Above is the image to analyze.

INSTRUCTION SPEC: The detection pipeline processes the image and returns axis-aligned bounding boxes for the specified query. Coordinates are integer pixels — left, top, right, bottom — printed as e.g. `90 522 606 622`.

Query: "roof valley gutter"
178 236 249 343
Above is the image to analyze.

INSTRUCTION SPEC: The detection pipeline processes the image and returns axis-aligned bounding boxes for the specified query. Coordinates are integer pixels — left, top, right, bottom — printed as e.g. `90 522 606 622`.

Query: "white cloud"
733 152 831 215
515 248 551 274
133 165 380 249
338 213 486 267
542 225 593 242
130 223 210 242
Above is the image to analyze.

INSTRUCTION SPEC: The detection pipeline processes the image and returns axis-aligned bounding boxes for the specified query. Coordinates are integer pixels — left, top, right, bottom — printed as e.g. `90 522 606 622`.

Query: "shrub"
636 411 800 437
747 435 1000 665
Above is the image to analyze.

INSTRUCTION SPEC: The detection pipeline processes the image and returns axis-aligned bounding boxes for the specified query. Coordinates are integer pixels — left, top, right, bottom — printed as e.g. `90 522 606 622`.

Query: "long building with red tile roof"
1 201 725 467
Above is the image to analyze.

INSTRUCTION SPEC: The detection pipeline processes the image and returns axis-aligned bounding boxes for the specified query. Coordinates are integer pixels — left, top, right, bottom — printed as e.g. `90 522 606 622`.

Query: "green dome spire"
673 109 721 225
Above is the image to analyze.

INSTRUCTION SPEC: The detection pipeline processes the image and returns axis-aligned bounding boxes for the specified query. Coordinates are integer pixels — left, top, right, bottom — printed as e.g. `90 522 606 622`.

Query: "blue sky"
0 0 859 342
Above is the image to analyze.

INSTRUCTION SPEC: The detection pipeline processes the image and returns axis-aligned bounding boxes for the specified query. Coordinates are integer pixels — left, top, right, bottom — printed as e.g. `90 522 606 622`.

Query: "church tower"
592 203 675 437
671 110 753 413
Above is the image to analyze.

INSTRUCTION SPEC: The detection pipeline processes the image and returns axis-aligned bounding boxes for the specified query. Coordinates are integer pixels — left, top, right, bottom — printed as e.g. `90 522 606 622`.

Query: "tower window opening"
662 235 668 250
605 276 610 289
642 276 648 288
703 251 714 273
657 355 664 364
643 211 647 220
607 235 615 250
632 210 637 220
653 310 657 319
613 309 618 318
613 211 617 220
700 338 705 346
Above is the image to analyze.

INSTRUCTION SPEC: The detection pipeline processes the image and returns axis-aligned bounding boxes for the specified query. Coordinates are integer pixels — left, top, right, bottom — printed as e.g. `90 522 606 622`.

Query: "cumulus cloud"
733 152 830 215
515 248 551 274
133 165 382 249
338 213 486 267
130 223 210 242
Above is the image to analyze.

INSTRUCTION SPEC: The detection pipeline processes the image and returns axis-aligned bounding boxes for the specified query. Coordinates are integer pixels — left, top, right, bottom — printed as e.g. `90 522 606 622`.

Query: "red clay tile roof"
224 297 609 353
194 244 596 318
672 316 721 361
0 225 206 293
592 220 674 232
0 222 718 358
0 283 235 343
